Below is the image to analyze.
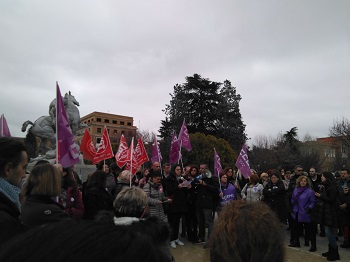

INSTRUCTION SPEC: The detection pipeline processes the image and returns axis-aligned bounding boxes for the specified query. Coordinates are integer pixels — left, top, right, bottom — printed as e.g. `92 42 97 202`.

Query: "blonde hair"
22 164 62 197
118 170 131 182
296 175 310 188
113 187 148 218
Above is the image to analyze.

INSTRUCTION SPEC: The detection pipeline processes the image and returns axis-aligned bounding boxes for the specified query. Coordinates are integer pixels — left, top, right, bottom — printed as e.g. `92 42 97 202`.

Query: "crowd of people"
2 137 350 261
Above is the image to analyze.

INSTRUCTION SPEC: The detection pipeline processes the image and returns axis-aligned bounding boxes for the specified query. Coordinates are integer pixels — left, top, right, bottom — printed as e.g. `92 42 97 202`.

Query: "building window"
97 128 102 133
113 130 118 135
120 121 125 125
127 122 132 126
96 118 101 122
107 129 110 134
112 120 117 124
325 148 335 158
97 138 101 144
105 119 109 123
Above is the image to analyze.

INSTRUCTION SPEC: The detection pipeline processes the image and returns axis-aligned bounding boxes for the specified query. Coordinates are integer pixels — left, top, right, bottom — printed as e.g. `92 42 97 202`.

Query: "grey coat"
143 181 168 221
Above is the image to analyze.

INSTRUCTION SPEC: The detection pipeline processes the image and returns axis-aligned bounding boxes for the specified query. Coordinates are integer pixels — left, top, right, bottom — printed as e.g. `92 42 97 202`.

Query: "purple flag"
178 119 192 151
56 83 79 167
214 148 223 177
0 114 11 137
169 132 181 164
151 134 162 163
235 144 251 179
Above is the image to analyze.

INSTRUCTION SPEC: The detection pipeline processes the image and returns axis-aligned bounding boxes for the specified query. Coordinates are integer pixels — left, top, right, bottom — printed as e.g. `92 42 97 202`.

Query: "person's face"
260 173 268 181
184 167 191 175
190 168 197 177
271 175 278 183
103 165 109 173
321 174 326 182
221 175 228 183
285 173 291 180
164 165 170 173
144 169 149 177
199 165 206 174
300 178 307 187
309 168 316 177
226 169 233 177
153 162 161 171
295 167 303 174
5 151 28 187
341 170 349 180
175 166 182 176
151 176 162 184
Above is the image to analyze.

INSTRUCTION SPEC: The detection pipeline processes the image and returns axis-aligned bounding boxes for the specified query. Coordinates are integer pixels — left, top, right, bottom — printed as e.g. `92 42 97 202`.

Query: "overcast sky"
1 0 349 146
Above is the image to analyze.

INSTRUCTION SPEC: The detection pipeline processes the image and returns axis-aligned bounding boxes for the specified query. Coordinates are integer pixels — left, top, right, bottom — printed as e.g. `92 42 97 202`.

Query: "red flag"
125 137 149 175
115 135 129 168
125 138 137 175
80 129 96 161
134 137 149 166
93 127 113 164
56 83 79 167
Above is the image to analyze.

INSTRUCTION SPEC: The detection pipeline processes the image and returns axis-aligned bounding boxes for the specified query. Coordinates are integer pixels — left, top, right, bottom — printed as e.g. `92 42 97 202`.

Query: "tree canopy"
159 74 246 151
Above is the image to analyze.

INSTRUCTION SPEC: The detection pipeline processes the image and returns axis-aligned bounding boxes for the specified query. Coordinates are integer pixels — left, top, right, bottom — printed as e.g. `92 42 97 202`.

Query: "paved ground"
170 225 350 262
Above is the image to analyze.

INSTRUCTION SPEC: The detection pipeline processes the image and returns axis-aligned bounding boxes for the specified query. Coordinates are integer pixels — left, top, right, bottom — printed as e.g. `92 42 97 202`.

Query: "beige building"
79 111 137 147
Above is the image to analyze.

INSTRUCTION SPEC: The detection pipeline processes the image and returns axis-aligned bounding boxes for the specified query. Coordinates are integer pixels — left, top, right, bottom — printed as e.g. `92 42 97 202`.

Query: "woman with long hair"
21 164 69 227
313 172 340 261
241 174 264 203
289 175 316 251
83 170 113 220
61 167 84 219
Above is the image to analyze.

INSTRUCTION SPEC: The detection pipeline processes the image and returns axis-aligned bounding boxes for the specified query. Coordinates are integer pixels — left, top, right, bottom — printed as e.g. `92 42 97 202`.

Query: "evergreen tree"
160 74 246 151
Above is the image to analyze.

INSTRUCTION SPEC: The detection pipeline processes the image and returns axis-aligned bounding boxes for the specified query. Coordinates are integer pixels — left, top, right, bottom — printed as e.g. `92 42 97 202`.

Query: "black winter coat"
163 175 188 214
0 193 25 247
20 195 69 227
84 187 113 219
312 182 339 228
196 176 220 209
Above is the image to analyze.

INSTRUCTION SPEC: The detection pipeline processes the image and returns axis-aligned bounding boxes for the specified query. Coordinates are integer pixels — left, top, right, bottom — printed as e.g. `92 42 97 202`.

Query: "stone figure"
22 91 87 160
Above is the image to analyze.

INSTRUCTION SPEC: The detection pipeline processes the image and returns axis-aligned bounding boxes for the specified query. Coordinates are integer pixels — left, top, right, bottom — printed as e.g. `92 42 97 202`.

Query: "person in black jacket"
263 171 286 224
194 164 219 246
0 138 28 247
163 164 189 248
20 164 69 227
83 171 113 220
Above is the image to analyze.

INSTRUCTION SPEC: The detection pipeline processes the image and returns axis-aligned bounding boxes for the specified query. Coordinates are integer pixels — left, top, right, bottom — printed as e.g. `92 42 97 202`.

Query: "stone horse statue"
48 91 86 136
22 91 87 158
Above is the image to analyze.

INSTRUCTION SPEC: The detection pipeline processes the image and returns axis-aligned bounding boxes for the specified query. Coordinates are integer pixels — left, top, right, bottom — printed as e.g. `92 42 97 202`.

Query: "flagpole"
129 137 134 188
55 82 59 166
